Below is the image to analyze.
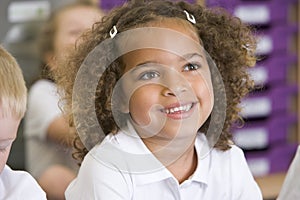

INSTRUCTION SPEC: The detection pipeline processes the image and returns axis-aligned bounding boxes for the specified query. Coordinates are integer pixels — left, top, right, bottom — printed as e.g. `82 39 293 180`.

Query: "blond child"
54 0 262 199
0 45 46 199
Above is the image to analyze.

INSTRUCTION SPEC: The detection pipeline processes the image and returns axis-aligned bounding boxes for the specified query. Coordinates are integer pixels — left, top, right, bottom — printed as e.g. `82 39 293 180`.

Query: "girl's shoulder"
210 144 246 163
196 134 245 162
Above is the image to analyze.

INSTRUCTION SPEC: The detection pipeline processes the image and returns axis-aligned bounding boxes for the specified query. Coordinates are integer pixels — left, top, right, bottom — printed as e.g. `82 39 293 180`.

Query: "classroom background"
0 0 299 199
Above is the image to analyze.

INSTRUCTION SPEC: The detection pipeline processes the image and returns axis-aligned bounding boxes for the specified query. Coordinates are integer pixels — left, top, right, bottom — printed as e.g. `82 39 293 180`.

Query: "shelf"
255 172 286 200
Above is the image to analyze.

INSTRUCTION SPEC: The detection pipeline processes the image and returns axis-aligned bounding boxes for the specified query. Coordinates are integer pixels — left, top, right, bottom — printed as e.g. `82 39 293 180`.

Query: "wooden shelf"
255 172 286 200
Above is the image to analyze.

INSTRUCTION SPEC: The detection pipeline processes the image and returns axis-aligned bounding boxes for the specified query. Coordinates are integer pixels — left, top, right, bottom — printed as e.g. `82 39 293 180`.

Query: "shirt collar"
188 133 211 185
108 122 211 186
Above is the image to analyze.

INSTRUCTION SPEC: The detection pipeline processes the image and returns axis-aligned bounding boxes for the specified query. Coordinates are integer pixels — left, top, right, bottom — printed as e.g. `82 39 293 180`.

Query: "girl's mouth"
160 102 196 114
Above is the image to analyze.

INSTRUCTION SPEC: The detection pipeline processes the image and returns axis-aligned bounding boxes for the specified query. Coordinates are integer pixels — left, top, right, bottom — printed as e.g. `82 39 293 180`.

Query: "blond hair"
0 46 27 119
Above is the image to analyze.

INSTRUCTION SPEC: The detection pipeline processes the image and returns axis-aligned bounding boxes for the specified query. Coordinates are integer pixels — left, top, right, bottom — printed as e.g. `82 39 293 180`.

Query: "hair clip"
242 44 251 51
183 10 196 24
109 25 118 38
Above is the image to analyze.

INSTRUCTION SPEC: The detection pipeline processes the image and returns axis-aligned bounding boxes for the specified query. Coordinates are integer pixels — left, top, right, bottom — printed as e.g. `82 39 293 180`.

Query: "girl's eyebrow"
182 52 204 60
136 61 160 67
130 53 204 73
130 61 161 74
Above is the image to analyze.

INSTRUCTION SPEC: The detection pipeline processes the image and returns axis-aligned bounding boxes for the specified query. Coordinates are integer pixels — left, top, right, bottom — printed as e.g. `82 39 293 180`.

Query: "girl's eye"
183 63 201 72
139 71 160 80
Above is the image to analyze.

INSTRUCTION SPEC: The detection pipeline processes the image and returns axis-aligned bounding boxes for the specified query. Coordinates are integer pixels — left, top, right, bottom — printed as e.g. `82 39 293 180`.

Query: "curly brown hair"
54 0 256 164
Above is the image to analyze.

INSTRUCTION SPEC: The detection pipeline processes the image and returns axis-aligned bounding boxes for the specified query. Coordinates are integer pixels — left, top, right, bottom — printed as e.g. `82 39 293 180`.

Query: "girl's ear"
120 103 129 114
112 76 130 114
113 89 129 114
119 97 129 113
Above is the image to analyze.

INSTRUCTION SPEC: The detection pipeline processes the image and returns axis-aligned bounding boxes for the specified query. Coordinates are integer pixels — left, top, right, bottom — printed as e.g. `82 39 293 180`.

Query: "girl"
24 2 103 199
55 0 262 199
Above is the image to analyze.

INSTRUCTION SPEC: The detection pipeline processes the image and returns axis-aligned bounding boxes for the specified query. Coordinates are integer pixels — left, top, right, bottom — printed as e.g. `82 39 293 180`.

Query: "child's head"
112 20 215 151
38 1 104 79
0 46 27 173
55 0 256 162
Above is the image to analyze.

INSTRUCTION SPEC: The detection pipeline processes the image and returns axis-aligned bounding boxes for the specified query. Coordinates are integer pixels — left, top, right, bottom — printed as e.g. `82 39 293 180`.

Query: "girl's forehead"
142 17 200 43
116 19 202 58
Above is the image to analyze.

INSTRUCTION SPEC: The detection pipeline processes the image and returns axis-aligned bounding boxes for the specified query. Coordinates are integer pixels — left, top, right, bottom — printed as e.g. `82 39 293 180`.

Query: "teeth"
164 103 193 114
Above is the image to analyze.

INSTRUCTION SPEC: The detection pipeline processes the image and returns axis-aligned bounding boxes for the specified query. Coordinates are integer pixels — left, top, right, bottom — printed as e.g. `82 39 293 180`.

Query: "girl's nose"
160 67 189 97
161 81 188 97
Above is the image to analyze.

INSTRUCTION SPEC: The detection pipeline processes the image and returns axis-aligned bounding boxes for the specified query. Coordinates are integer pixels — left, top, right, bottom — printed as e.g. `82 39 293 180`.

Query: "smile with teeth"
161 103 195 114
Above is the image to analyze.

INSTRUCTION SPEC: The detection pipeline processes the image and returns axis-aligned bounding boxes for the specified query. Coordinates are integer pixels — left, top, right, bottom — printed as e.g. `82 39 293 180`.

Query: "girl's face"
120 19 214 143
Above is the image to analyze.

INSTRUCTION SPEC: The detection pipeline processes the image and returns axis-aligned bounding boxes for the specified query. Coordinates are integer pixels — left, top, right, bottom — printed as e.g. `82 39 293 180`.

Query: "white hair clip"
242 44 251 51
109 25 118 38
183 10 196 24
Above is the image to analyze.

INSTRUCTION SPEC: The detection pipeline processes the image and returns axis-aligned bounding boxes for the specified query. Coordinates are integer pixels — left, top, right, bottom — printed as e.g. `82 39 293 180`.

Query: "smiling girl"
54 1 262 199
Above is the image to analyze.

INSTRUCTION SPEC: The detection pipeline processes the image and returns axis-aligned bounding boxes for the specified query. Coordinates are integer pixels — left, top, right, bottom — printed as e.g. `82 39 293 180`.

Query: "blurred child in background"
24 1 103 199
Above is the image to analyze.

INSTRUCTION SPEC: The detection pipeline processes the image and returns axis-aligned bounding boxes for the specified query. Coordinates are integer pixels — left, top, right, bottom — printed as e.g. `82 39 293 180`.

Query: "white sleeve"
231 146 263 200
24 80 61 140
65 153 132 200
0 165 47 200
277 145 300 200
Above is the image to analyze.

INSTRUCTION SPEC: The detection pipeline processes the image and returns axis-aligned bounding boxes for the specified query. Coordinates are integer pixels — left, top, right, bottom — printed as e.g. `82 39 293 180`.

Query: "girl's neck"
166 145 197 184
143 137 198 184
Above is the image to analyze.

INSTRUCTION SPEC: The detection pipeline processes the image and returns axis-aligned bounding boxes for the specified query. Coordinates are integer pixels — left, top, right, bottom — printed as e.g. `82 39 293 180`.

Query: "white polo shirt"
0 165 46 200
24 79 78 178
66 130 262 200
